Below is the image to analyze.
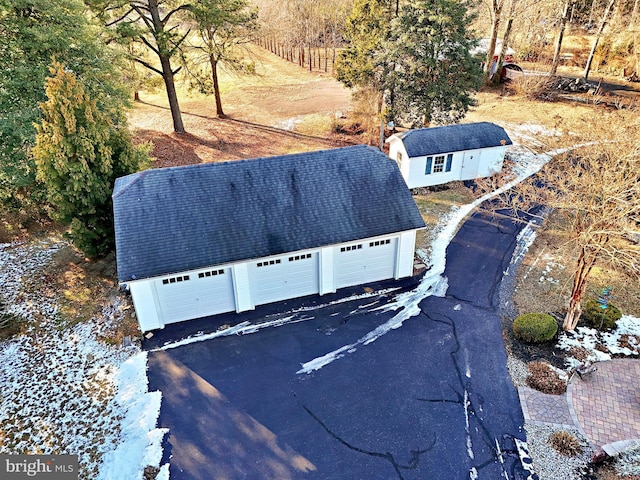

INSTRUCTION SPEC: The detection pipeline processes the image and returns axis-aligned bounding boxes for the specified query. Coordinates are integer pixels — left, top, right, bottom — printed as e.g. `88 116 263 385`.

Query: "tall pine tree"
33 63 149 258
0 0 128 209
382 0 482 126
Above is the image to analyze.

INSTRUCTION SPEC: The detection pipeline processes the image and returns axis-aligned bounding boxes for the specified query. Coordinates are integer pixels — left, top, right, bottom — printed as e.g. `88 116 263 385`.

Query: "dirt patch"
129 45 354 166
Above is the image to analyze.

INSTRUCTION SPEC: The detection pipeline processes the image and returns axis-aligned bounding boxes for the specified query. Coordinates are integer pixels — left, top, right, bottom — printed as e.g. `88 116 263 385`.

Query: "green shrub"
582 298 622 331
512 313 558 343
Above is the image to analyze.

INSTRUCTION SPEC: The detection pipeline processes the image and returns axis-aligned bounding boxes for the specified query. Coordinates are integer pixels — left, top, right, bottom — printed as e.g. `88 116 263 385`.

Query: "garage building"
113 145 426 332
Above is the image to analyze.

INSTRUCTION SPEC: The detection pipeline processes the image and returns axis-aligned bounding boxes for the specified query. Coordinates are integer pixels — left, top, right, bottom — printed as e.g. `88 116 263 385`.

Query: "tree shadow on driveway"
149 351 317 479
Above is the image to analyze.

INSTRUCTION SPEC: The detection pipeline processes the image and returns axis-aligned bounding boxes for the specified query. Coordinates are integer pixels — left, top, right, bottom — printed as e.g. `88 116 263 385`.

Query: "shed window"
396 152 403 162
432 155 446 173
340 244 363 252
425 156 433 175
445 153 453 172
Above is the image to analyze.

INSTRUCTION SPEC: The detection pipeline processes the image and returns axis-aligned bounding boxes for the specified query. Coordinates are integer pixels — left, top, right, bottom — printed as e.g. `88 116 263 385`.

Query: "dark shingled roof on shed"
113 145 425 282
392 122 513 158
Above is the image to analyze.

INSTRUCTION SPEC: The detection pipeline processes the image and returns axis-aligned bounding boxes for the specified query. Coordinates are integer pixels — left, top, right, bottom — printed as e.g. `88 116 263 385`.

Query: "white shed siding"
388 140 411 183
387 133 509 189
460 149 482 180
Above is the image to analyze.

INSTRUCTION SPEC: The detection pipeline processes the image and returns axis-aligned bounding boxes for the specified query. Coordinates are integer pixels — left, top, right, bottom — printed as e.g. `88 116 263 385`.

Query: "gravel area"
524 424 594 480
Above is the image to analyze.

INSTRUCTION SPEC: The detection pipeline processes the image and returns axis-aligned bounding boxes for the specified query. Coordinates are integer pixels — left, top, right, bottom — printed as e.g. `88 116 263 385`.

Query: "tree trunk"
484 0 503 83
490 17 514 84
324 46 328 72
209 55 224 117
584 0 616 81
377 94 385 150
563 247 596 330
491 0 521 84
331 47 336 74
160 55 185 134
551 0 573 76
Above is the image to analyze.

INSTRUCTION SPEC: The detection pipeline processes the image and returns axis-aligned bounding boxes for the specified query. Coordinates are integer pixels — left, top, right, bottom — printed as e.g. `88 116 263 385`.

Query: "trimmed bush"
512 313 558 343
582 298 622 331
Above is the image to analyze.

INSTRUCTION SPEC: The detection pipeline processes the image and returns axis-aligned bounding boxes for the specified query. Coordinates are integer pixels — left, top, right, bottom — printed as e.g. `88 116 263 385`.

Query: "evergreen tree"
33 63 149 258
0 0 128 209
334 0 394 90
382 0 483 126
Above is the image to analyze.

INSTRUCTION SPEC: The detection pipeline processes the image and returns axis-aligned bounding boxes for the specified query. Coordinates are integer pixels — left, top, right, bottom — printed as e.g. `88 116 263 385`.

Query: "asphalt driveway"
146 208 530 479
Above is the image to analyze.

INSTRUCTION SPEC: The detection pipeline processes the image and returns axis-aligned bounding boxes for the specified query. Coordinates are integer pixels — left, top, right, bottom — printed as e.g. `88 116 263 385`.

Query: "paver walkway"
519 358 640 454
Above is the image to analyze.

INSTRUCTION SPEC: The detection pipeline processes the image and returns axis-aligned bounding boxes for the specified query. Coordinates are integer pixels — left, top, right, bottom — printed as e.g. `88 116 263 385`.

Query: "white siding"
400 146 507 189
129 232 420 331
232 263 254 313
319 246 336 295
129 280 163 331
395 230 418 279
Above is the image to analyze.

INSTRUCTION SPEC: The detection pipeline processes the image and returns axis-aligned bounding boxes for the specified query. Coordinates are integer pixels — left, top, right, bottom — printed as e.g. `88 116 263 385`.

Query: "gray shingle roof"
113 145 425 282
390 122 512 158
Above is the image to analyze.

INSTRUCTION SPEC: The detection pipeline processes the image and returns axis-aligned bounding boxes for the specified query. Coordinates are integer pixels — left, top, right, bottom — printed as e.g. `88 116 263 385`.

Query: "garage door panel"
365 239 397 282
335 238 397 288
250 253 319 306
286 253 319 297
157 268 236 324
196 269 236 314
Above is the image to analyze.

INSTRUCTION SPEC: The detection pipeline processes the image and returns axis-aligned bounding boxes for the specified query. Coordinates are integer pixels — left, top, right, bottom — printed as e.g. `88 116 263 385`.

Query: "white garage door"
335 238 397 289
156 268 236 324
249 252 320 306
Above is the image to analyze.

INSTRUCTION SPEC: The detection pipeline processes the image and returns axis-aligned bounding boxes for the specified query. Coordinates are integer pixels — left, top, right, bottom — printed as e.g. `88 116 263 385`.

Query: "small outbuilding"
386 122 513 189
113 145 426 332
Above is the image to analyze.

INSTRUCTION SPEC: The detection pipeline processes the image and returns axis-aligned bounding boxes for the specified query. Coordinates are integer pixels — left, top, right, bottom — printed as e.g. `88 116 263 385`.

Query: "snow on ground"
558 315 640 368
0 123 619 480
0 240 167 480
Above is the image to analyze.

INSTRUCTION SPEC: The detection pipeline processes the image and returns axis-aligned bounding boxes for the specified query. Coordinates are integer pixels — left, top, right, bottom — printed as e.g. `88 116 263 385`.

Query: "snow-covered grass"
558 315 640 368
0 240 167 480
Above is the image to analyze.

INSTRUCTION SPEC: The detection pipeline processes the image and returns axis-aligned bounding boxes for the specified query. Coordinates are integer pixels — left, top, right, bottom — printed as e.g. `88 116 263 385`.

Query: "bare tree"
484 0 507 83
90 0 190 133
584 0 616 80
490 0 521 83
550 0 574 75
483 114 640 331
186 0 258 117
